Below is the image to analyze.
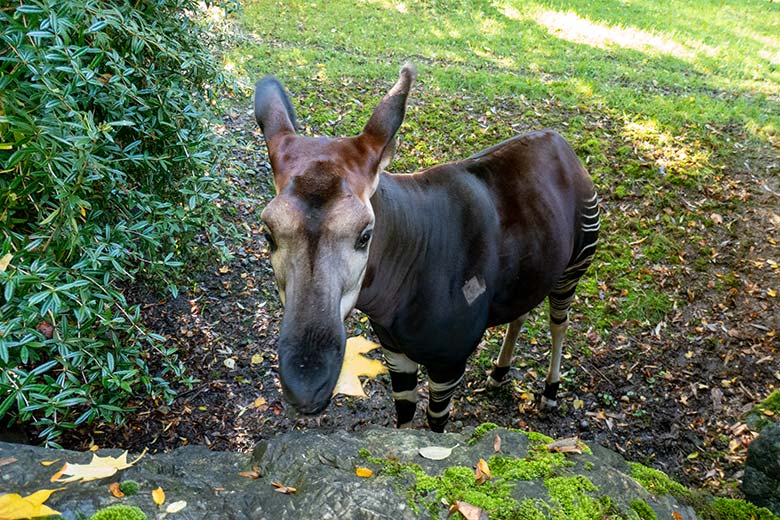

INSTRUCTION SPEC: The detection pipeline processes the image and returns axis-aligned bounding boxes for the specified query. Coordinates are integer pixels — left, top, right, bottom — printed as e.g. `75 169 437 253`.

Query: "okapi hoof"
487 363 511 388
539 381 560 410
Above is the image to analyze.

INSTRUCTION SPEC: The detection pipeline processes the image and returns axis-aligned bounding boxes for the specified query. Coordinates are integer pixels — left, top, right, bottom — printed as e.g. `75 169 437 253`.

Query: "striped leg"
426 365 466 433
543 192 600 408
383 348 419 428
487 313 528 387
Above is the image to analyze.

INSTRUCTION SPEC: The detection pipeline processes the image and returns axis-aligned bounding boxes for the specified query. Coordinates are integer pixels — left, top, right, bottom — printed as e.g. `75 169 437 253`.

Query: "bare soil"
53 106 779 497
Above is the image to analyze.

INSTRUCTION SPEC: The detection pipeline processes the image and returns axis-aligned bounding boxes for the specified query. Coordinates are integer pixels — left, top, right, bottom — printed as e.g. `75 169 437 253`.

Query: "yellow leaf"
52 449 146 484
768 288 777 298
80 207 86 217
474 458 491 484
0 488 63 519
0 253 12 272
332 336 388 398
89 445 99 452
250 354 263 365
252 396 267 408
152 486 165 506
40 459 60 467
355 467 373 478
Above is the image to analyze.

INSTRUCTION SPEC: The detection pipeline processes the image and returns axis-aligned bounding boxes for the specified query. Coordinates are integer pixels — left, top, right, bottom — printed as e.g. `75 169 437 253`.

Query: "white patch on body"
462 276 486 305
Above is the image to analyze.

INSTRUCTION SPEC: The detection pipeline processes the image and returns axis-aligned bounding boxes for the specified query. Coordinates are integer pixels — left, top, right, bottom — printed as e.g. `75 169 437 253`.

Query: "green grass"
227 0 779 342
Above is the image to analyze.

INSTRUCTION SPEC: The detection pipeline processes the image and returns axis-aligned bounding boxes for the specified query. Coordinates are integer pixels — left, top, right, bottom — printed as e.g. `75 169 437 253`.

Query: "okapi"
254 64 599 432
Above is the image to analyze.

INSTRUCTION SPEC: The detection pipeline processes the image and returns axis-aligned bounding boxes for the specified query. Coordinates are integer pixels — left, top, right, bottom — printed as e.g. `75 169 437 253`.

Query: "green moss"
118 480 140 496
545 475 612 520
89 505 147 520
628 462 692 499
630 499 659 520
469 422 500 445
521 431 555 446
709 497 780 520
490 452 570 481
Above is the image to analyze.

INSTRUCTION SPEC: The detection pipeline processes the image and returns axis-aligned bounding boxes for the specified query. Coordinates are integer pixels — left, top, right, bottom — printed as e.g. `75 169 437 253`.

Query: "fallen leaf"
39 459 59 467
450 500 489 520
223 358 236 369
768 288 777 298
89 445 100 452
573 399 585 410
109 482 125 498
0 488 63 519
166 500 187 514
250 353 263 365
0 253 13 272
271 481 297 494
0 457 17 468
493 435 501 453
36 321 54 339
418 445 458 460
252 396 267 409
152 486 165 506
673 512 683 520
474 458 491 485
332 336 388 398
547 436 585 454
238 466 262 479
355 467 373 478
52 449 146 484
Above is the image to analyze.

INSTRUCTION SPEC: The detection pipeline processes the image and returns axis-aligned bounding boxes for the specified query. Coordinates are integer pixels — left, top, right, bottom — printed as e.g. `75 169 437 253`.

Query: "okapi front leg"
382 348 419 428
488 313 528 387
426 365 466 433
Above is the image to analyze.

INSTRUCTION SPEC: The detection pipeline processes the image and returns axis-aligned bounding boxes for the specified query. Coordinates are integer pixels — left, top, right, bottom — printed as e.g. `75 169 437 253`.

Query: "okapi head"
254 64 415 414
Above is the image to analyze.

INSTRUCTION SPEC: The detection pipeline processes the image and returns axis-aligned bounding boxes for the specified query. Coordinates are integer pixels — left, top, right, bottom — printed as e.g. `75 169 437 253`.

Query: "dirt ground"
53 106 779 497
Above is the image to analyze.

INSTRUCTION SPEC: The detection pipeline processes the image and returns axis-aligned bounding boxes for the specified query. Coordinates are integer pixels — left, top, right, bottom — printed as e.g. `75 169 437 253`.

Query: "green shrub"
0 0 233 444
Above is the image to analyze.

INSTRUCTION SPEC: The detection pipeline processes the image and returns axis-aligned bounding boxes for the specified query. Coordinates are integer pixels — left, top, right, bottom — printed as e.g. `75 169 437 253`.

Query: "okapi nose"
276 331 345 415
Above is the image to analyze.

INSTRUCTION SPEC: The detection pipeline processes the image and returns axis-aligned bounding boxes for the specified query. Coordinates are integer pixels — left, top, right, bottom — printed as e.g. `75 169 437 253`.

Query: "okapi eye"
263 228 277 252
355 228 373 251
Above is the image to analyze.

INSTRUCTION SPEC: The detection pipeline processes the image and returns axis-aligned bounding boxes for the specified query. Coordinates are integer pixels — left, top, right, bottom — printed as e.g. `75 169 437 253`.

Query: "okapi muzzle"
254 65 414 415
254 64 599 430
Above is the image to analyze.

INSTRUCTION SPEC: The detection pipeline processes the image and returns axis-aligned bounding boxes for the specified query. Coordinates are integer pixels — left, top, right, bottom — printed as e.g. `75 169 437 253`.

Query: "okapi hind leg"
382 348 419 428
543 192 600 409
487 313 529 387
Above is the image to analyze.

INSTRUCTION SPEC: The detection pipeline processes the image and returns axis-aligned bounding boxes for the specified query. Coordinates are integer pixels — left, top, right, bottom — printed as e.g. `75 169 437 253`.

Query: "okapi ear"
254 76 298 149
359 63 416 174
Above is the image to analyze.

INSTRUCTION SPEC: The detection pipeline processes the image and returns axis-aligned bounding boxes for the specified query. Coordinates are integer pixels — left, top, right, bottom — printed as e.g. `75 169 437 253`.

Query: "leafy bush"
0 0 233 444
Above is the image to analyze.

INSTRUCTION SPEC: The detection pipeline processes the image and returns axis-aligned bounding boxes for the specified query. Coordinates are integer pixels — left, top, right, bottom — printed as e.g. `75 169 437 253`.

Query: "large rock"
743 422 780 515
0 427 703 519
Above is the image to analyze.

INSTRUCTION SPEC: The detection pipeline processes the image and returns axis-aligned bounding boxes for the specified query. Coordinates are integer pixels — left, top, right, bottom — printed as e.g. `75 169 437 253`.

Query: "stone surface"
743 422 780 515
0 427 703 519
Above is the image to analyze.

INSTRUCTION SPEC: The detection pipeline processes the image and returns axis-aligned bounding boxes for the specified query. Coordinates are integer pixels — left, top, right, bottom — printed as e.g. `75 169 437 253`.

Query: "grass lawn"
219 0 779 491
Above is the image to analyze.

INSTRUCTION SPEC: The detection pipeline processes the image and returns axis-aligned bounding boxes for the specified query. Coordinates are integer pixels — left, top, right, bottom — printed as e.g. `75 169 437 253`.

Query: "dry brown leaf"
355 467 373 478
547 436 585 454
0 488 63 519
450 500 489 520
419 445 458 460
474 458 491 485
166 500 187 514
332 336 388 398
152 486 165 506
109 482 125 498
493 434 501 453
271 481 297 494
0 457 17 468
673 512 683 520
238 466 262 479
